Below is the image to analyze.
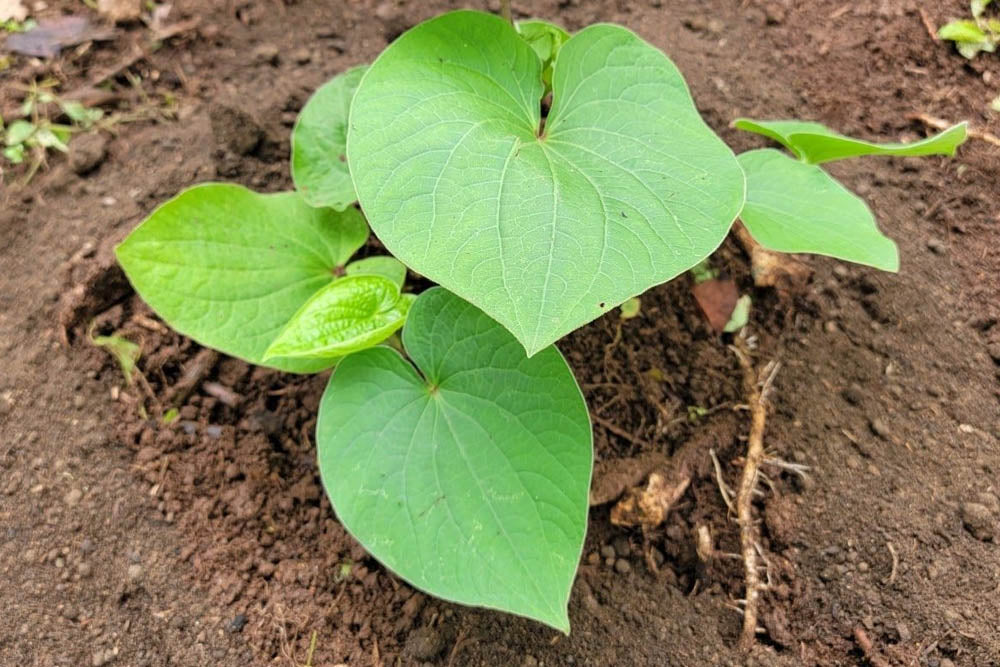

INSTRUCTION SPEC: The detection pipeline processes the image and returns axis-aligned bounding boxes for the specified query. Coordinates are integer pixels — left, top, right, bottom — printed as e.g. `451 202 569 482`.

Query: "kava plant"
115 10 966 632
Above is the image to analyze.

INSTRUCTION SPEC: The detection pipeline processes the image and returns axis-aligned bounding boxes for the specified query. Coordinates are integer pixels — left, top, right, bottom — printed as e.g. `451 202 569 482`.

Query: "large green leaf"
733 118 967 164
316 288 592 632
264 275 414 359
738 149 899 271
291 65 367 210
116 184 368 373
348 10 745 356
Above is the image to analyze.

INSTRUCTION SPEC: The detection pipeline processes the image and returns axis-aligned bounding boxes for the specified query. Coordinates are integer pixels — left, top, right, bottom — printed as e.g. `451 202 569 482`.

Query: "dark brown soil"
2 1 998 666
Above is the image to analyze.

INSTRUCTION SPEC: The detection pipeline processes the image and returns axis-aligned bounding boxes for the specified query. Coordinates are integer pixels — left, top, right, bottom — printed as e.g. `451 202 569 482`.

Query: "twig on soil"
202 381 242 408
591 414 653 449
908 112 1000 148
164 348 219 407
918 8 939 42
883 541 899 586
853 626 891 667
730 336 779 651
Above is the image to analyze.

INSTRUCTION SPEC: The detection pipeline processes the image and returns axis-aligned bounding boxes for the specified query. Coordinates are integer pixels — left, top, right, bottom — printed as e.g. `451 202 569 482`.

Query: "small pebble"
253 44 280 65
599 545 615 560
614 558 631 574
404 626 444 661
960 502 996 541
127 564 144 581
870 418 892 441
612 536 631 557
926 238 946 254
841 384 864 405
226 614 248 633
64 488 83 507
68 133 109 175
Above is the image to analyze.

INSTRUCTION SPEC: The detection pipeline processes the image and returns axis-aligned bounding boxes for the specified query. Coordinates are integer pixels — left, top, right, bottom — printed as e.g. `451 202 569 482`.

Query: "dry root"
610 470 691 528
731 336 780 650
732 223 812 295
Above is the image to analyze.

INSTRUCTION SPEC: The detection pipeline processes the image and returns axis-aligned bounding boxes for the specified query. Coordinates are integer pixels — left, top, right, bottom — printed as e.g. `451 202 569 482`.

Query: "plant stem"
500 0 512 24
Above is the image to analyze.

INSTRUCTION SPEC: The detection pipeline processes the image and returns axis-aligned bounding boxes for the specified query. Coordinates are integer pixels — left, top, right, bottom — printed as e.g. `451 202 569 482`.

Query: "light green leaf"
689 258 718 284
3 144 25 163
5 119 34 146
957 39 997 59
737 149 899 271
264 275 414 359
723 294 751 333
516 19 570 62
90 332 141 385
343 255 407 288
516 19 570 88
733 118 968 164
939 19 988 42
61 101 103 127
33 126 69 152
619 296 640 319
972 0 994 18
349 10 745 356
291 65 368 210
116 184 369 373
316 287 592 632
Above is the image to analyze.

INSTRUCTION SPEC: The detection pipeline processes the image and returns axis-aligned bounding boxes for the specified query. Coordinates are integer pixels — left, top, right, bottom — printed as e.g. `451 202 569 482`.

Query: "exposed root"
592 414 653 450
763 456 811 481
709 447 735 513
918 8 939 42
883 540 899 586
730 336 780 651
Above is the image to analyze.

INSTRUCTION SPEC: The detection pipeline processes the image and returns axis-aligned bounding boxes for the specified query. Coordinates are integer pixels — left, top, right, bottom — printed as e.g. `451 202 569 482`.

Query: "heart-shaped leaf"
291 65 367 209
116 184 368 373
734 118 967 164
264 275 414 359
316 287 592 631
737 149 898 271
348 10 745 355
343 255 407 288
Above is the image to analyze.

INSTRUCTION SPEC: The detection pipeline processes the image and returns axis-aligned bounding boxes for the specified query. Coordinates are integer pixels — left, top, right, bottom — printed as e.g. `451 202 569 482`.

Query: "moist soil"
2 0 999 665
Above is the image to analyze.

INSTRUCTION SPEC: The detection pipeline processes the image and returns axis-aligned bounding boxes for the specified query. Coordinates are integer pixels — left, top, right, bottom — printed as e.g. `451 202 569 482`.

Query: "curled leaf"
264 275 414 360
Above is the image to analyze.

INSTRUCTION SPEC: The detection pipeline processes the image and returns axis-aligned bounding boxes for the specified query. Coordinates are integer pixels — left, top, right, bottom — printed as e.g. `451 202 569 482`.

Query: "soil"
1 0 998 666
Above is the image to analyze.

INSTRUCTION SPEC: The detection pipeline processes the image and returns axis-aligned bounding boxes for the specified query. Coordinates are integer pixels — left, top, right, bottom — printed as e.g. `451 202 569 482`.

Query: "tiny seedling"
939 0 1000 59
115 10 967 632
2 78 104 181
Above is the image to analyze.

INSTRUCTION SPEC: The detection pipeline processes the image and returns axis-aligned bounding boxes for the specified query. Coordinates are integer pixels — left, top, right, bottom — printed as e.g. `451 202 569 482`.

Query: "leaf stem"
500 0 512 24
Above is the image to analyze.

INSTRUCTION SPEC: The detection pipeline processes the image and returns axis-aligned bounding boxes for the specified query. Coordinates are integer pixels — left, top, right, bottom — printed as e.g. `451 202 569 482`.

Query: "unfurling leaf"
264 275 414 360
